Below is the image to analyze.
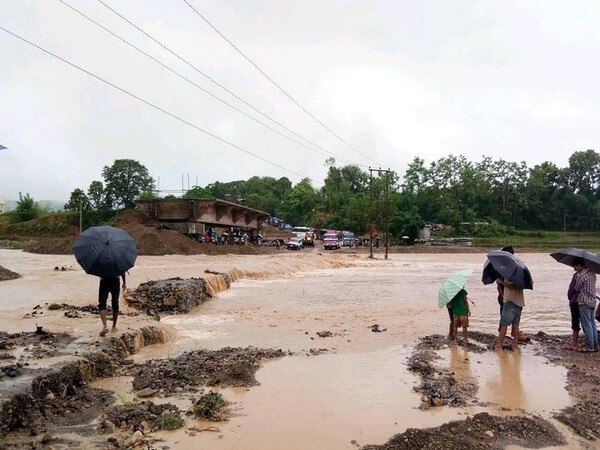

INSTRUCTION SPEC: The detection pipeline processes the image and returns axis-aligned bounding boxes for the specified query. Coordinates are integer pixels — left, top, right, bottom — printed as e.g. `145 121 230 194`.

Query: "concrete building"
136 198 270 235
0 199 5 214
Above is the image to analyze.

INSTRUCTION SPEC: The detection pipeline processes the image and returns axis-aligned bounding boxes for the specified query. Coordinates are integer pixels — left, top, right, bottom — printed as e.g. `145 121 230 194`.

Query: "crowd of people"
447 247 599 353
197 228 255 246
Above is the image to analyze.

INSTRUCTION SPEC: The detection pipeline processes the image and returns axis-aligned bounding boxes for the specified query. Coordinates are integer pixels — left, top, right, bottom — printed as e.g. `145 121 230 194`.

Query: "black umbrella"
550 248 600 274
72 226 137 278
482 250 533 290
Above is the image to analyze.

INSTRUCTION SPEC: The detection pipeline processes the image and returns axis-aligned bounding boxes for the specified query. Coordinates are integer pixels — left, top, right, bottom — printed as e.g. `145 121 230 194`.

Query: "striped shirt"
575 269 597 308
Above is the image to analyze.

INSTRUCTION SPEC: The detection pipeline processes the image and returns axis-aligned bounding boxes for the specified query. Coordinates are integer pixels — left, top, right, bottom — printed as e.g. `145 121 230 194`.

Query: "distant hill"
2 199 64 212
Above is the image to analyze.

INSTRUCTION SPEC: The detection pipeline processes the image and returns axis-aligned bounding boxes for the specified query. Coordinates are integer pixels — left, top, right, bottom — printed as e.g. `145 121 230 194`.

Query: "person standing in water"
99 273 127 336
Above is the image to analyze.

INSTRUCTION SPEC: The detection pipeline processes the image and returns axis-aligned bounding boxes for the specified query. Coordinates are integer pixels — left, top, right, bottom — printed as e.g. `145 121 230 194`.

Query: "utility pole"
369 169 374 259
368 167 392 259
79 201 83 234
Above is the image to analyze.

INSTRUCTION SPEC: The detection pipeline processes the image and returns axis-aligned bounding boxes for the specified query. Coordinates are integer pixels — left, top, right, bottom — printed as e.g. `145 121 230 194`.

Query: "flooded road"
134 253 575 449
0 250 581 448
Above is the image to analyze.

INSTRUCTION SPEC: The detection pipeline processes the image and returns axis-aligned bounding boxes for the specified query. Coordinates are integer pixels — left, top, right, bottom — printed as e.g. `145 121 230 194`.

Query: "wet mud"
533 331 600 441
131 347 287 394
407 335 479 408
363 412 565 449
0 265 20 282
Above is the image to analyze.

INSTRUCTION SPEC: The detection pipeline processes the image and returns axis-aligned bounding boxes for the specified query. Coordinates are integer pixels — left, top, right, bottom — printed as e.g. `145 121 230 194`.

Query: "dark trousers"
99 277 120 313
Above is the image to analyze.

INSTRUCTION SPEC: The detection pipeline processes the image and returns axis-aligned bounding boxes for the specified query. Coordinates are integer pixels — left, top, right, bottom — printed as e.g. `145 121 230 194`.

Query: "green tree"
102 159 154 209
64 188 91 212
389 206 424 242
184 185 211 199
277 178 318 226
87 181 112 211
13 192 42 222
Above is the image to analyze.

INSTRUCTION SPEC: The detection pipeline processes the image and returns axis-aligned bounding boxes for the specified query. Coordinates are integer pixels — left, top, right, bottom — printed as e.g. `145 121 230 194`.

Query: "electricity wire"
0 25 313 181
182 0 380 165
95 0 365 167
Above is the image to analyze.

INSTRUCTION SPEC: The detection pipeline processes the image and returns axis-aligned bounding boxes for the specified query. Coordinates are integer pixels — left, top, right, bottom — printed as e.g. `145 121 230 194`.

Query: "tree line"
11 149 600 241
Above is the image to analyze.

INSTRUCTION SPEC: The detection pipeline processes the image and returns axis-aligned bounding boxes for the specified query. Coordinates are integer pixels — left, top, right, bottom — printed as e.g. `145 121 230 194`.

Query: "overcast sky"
1 0 599 201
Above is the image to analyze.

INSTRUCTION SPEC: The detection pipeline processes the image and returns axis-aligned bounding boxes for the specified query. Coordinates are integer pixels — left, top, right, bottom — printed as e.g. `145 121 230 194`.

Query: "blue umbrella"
72 226 137 278
482 250 533 290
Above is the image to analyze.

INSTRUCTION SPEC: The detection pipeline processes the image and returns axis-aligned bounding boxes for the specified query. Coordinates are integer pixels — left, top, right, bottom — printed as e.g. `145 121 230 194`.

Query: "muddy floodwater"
0 250 584 448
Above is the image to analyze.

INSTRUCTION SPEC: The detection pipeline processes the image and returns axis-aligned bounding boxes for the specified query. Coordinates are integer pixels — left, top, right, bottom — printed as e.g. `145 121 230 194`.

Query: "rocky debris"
132 347 286 394
371 324 387 333
64 309 81 319
316 331 333 338
0 265 21 281
136 387 159 399
190 391 229 421
100 401 181 434
407 336 478 408
0 326 166 437
125 278 208 314
0 329 75 360
532 332 600 441
555 401 600 440
0 363 23 378
53 266 74 272
363 412 565 449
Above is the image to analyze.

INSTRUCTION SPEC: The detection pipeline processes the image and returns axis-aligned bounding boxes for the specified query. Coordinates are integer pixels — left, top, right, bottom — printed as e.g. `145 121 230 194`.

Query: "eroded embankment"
0 326 168 437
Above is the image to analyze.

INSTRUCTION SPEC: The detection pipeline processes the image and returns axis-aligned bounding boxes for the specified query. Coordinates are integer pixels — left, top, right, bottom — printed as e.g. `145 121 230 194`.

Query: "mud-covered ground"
362 412 565 449
0 265 20 282
131 347 287 395
533 331 600 440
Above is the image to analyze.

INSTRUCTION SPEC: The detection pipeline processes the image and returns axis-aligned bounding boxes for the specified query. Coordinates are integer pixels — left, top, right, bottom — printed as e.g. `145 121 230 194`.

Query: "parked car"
323 233 340 250
341 231 355 247
287 237 304 250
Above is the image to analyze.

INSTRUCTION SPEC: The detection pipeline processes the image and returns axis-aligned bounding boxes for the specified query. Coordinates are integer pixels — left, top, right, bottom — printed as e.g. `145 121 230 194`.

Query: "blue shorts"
500 301 522 326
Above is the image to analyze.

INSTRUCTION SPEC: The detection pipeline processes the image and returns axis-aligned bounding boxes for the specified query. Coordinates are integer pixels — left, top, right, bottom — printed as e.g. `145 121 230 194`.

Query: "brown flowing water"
0 250 580 448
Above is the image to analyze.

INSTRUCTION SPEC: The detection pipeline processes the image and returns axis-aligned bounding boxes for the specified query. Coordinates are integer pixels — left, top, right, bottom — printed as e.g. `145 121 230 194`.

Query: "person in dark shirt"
99 273 127 336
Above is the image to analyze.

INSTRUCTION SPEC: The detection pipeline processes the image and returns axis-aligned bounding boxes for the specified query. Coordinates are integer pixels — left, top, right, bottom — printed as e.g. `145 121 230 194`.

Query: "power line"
95 0 365 168
58 0 359 166
0 25 311 181
183 0 380 165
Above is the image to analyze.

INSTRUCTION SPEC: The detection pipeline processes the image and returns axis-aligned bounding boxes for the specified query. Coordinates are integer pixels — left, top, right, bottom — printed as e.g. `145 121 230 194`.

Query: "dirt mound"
23 237 75 255
23 222 275 256
0 265 21 281
131 347 286 394
363 412 565 449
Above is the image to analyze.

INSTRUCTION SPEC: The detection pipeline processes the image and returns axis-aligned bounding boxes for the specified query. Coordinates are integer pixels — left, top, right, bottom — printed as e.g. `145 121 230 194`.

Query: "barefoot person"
449 288 471 344
494 278 524 351
99 273 126 336
573 257 598 352
564 270 581 350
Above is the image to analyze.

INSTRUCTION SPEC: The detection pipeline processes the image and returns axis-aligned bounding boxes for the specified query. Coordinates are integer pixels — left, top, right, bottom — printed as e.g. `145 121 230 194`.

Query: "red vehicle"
323 232 340 250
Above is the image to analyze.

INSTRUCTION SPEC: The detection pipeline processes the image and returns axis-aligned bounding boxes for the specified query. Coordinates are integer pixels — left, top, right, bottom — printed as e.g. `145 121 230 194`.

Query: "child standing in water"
450 288 471 343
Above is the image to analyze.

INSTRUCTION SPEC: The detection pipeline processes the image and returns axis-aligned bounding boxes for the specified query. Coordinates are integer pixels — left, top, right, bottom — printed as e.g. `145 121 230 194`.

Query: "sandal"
99 329 109 337
578 347 595 353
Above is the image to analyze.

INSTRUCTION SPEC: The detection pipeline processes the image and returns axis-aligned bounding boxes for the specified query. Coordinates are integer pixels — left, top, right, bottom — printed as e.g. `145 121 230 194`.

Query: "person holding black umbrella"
573 257 598 352
72 225 137 338
99 273 127 336
494 278 525 352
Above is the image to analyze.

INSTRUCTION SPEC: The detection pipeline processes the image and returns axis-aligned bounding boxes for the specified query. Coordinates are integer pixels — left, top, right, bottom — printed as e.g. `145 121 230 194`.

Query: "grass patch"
161 411 186 430
192 391 228 421
473 231 600 252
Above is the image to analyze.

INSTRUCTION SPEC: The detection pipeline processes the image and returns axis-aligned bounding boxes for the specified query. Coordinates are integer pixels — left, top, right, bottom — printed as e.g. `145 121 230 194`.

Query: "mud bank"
407 335 479 408
533 332 600 441
362 412 565 449
132 347 287 395
0 265 20 282
0 326 167 438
